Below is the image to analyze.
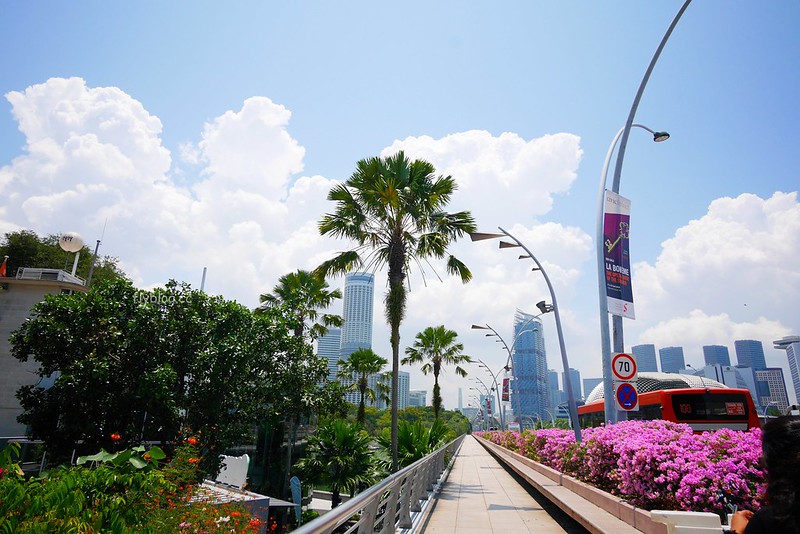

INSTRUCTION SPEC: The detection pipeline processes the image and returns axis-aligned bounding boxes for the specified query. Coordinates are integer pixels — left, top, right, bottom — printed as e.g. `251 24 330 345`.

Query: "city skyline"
1 3 798 411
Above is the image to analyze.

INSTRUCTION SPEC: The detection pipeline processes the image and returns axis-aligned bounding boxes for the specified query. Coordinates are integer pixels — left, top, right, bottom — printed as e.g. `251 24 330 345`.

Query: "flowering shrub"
0 433 267 532
477 420 765 514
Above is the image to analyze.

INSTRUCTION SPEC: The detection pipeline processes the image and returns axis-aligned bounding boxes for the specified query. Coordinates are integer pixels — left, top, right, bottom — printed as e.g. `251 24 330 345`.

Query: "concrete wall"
0 278 86 436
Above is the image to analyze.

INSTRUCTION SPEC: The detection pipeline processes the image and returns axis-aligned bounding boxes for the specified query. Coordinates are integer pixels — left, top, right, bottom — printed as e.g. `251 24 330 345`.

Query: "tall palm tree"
402 325 471 419
337 348 388 425
256 269 343 496
314 151 476 471
294 419 377 508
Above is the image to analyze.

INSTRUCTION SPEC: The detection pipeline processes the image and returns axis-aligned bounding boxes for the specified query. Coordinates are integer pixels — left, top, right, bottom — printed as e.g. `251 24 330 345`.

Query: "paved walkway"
420 435 586 533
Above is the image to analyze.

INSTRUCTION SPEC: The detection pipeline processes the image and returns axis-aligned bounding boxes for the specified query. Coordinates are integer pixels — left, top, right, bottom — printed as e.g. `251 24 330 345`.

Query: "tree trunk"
386 250 406 473
283 414 297 498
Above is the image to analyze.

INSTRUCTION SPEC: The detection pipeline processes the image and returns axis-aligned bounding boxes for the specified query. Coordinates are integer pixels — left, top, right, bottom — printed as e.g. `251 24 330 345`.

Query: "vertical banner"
502 378 510 401
603 190 635 319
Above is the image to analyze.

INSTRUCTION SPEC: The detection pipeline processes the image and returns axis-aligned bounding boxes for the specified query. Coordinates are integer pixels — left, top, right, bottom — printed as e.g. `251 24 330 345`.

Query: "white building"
0 269 87 436
774 336 800 404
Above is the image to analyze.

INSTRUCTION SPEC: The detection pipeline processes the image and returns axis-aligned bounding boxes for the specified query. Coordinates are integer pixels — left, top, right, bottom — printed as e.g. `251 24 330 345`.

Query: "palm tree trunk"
386 250 406 473
358 380 366 425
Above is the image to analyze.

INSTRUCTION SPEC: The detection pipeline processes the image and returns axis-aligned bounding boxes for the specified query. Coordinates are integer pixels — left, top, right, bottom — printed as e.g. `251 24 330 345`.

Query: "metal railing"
293 434 465 534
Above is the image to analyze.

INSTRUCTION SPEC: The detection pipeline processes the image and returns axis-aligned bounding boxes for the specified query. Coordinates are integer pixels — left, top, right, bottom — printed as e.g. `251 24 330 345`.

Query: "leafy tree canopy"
0 229 126 285
11 278 328 474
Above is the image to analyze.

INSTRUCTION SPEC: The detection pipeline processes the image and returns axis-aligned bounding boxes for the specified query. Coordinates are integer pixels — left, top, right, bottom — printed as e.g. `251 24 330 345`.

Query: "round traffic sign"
616 383 638 410
612 352 637 381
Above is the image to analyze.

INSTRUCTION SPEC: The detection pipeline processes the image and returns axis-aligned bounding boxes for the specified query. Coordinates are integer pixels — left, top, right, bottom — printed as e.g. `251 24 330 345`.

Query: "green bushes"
0 438 266 533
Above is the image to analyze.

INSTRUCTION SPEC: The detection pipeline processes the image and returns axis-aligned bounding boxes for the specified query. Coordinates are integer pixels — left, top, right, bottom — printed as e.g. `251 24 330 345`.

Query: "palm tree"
314 151 475 471
377 419 450 469
402 325 471 419
256 269 343 339
256 269 343 496
337 348 388 425
294 419 377 508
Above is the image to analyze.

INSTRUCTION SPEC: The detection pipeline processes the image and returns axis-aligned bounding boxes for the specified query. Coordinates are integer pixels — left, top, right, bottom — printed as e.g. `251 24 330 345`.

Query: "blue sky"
2 1 798 409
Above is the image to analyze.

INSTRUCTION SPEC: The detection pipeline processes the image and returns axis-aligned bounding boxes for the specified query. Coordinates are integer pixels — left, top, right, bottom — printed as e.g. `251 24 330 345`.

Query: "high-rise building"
659 346 685 373
339 273 374 359
409 390 427 407
316 327 342 380
547 369 561 415
398 371 410 410
734 340 767 370
703 345 731 366
511 311 549 422
562 368 582 401
774 336 800 404
583 377 603 399
754 368 790 413
632 344 659 372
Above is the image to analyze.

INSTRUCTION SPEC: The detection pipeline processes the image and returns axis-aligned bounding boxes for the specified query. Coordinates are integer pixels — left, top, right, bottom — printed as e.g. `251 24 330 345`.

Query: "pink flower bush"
477 420 765 513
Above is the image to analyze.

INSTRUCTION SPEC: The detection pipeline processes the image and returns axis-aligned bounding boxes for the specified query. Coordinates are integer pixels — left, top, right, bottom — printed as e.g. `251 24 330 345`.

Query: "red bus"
578 387 761 432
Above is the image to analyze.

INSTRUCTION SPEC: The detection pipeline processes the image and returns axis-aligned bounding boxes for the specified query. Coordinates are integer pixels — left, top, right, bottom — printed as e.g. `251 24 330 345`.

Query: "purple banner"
502 378 509 402
603 191 635 319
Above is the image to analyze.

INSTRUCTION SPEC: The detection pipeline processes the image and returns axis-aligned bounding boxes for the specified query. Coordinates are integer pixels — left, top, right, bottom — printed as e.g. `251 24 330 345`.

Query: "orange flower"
188 457 200 464
143 453 151 460
110 433 121 442
187 436 198 445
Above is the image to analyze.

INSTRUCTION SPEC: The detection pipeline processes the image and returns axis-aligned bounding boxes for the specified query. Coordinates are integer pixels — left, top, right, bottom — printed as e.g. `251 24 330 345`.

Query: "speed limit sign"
612 352 637 382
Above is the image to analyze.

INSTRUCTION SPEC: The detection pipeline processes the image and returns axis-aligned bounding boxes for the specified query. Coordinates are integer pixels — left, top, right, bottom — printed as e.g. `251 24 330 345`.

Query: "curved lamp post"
470 227 582 443
474 358 505 429
761 401 778 425
597 0 691 425
597 124 670 426
471 318 543 428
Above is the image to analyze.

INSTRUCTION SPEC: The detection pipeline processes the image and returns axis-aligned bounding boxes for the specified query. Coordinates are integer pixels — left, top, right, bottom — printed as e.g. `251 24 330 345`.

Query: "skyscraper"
583 377 603 399
511 311 548 422
562 368 582 401
316 327 342 380
703 345 731 366
631 344 659 372
734 340 767 370
774 336 800 404
659 346 685 373
547 369 561 415
339 272 374 359
754 368 790 413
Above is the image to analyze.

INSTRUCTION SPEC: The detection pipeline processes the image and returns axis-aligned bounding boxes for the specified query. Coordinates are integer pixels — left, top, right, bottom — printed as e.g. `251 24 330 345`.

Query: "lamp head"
536 300 552 315
653 131 670 142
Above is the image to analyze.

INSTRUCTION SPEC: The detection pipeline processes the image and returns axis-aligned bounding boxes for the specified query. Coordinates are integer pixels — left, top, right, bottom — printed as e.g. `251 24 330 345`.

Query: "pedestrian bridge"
294 435 728 534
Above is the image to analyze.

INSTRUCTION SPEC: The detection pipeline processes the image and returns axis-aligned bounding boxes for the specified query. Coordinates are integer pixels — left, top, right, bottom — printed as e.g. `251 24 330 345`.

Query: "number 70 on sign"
612 352 637 382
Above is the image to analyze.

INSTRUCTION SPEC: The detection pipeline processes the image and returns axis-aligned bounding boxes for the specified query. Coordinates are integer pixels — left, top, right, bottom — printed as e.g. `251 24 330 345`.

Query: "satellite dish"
59 232 84 253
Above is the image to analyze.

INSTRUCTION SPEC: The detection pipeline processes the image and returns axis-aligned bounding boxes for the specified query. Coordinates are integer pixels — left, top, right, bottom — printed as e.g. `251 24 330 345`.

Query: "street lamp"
470 227 582 443
761 401 778 425
544 408 556 426
596 124 670 426
472 318 544 428
596 0 691 426
474 358 505 429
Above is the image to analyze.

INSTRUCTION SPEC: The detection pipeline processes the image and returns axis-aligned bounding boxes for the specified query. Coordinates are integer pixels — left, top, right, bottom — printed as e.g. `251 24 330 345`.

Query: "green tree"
0 229 126 285
256 269 343 496
10 278 314 476
315 151 475 471
337 348 388 425
294 420 377 508
402 325 471 419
